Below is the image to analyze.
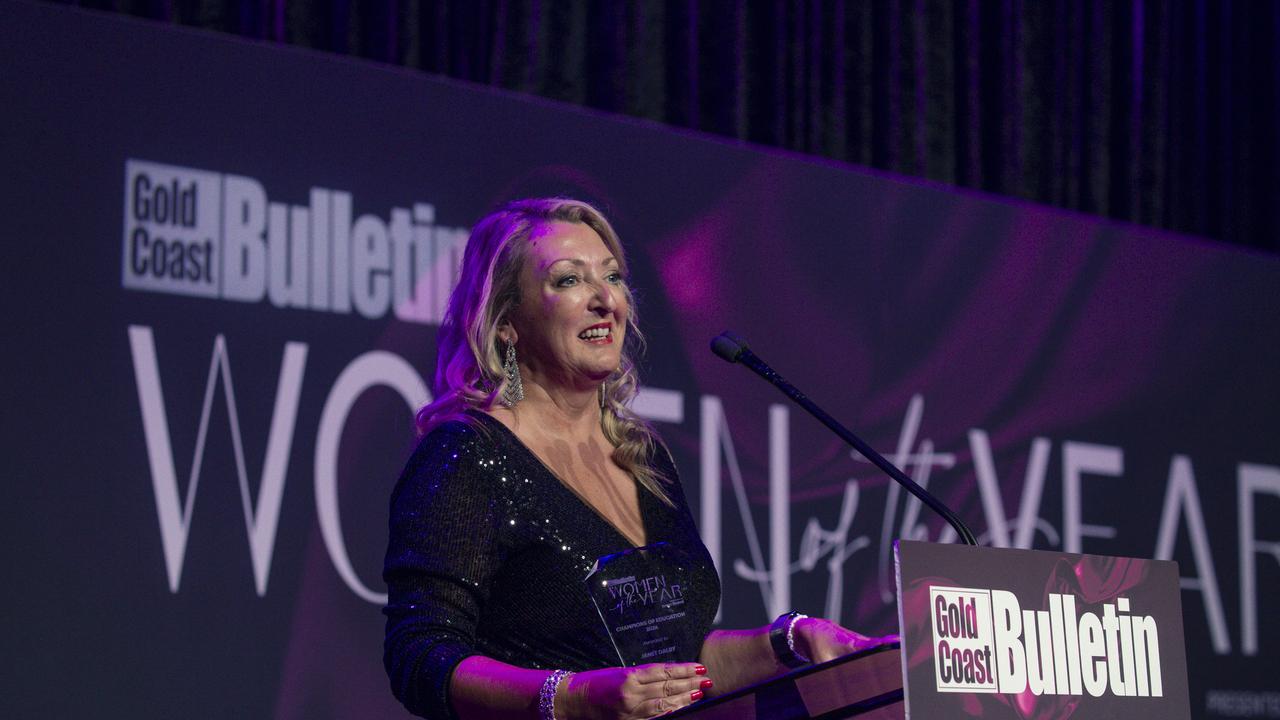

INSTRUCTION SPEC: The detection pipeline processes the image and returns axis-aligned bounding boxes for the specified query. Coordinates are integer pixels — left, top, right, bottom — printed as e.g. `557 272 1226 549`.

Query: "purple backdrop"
2 2 1278 718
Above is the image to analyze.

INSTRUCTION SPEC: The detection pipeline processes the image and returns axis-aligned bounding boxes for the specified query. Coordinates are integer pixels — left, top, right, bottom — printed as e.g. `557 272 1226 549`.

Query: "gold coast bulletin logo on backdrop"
120 159 467 324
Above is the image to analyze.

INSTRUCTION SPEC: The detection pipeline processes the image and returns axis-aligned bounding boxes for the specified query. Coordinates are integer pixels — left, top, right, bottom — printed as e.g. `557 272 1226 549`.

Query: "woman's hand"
558 662 713 720
792 617 898 664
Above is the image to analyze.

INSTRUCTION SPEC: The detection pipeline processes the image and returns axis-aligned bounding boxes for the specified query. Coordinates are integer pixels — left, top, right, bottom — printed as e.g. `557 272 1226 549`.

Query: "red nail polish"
700 679 713 690
695 665 707 675
691 690 704 702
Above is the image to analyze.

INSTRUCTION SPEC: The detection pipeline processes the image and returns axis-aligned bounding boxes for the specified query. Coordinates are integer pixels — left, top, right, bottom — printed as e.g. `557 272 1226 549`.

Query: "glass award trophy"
585 542 700 666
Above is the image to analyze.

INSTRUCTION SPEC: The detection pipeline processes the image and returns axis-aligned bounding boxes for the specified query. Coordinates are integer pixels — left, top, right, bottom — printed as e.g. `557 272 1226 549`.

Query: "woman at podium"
383 198 888 720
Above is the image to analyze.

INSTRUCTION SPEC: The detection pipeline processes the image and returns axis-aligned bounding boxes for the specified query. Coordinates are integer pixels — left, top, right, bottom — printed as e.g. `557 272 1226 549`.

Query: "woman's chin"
571 366 619 388
567 352 622 378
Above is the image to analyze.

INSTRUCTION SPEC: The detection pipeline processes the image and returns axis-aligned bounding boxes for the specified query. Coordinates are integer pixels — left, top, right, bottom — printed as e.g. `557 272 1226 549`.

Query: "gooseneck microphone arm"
710 331 979 546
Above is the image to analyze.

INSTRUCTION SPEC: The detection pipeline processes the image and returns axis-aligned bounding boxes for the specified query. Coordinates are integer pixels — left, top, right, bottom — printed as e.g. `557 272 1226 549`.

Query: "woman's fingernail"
694 665 707 675
700 679 713 689
691 690 704 702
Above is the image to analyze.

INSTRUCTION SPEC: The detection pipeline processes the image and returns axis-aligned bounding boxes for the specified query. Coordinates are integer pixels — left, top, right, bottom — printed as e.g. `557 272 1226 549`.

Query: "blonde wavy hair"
416 198 672 506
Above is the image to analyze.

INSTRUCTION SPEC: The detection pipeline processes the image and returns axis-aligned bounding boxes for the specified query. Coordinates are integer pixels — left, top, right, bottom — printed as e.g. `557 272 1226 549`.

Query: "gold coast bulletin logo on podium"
929 585 1164 699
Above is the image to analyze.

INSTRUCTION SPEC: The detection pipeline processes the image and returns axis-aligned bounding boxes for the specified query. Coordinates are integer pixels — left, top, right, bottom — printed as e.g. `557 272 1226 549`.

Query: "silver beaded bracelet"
769 611 812 668
787 613 811 662
538 669 573 720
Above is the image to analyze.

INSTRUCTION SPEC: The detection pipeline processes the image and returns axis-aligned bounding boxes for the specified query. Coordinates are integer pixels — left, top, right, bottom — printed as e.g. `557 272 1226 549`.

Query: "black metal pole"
711 332 979 546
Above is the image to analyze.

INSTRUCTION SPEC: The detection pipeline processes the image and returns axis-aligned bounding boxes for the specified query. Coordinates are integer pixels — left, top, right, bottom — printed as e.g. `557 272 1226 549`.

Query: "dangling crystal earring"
598 383 606 410
501 342 524 407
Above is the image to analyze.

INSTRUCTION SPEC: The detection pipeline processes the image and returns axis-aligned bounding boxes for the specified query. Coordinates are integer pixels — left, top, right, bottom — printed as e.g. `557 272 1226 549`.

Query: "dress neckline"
467 409 651 549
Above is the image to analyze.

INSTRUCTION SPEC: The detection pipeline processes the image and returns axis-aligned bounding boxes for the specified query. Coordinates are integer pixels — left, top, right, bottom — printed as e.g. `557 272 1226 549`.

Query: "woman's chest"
498 475 652 573
524 438 649 546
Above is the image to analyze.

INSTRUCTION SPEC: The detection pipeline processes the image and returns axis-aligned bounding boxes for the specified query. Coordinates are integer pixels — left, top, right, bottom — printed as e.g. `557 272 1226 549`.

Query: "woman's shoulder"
639 432 691 507
419 410 486 441
633 425 677 478
392 412 511 502
410 415 479 459
419 410 521 465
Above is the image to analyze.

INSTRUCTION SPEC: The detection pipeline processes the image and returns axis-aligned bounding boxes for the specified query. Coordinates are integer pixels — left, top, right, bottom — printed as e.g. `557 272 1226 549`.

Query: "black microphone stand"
711 331 978 547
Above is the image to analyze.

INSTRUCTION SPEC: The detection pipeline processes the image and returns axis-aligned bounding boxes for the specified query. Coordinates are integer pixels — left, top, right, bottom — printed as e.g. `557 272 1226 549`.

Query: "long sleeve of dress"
383 421 508 720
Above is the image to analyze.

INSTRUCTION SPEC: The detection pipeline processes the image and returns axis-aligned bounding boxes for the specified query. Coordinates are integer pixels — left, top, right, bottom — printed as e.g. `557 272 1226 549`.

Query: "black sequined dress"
383 411 721 720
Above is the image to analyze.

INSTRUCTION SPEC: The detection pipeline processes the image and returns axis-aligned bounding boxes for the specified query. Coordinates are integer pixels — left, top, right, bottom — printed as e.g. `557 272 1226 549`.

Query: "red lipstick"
577 322 613 344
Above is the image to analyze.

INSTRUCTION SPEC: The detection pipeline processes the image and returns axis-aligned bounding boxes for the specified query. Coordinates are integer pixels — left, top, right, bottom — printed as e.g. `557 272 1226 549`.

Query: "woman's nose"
590 281 618 312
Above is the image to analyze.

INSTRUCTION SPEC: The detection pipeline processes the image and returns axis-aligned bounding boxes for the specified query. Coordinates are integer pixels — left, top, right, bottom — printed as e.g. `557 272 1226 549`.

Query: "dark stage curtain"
60 0 1280 252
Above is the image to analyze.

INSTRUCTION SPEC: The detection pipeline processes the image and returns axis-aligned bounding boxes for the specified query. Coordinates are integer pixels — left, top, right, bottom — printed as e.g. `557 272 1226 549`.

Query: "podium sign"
895 540 1190 719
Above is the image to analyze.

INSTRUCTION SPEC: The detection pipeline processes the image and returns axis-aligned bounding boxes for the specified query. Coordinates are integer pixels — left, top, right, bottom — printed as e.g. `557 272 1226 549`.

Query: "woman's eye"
607 272 624 284
554 275 579 287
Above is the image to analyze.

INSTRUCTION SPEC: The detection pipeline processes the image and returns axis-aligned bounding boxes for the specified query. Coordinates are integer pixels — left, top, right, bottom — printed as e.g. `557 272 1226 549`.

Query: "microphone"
710 331 978 546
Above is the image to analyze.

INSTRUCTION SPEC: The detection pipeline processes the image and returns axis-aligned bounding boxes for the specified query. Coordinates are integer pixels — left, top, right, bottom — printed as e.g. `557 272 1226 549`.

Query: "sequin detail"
382 412 721 720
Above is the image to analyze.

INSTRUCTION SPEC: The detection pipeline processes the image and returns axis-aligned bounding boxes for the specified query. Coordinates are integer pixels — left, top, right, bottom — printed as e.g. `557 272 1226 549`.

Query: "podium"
670 541 1192 719
667 644 904 720
893 541 1191 718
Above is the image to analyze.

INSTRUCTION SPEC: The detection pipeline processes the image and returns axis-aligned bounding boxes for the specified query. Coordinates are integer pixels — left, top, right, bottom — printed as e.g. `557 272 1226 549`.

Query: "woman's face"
505 220 629 391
